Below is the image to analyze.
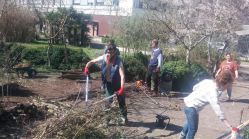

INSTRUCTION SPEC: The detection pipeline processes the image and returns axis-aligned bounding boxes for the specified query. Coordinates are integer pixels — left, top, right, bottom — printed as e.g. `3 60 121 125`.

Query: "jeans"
181 106 199 139
146 66 159 92
105 82 127 121
218 85 232 99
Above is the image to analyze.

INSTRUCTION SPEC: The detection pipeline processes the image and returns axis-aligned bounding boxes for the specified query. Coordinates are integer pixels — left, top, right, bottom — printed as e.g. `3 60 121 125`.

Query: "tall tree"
142 0 249 68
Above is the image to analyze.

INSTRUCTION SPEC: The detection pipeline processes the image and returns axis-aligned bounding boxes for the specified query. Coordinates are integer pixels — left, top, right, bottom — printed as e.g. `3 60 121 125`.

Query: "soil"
0 62 249 138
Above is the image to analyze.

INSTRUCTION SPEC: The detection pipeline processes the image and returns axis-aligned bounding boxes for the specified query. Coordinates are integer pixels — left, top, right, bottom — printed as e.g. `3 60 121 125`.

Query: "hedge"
122 52 149 81
11 45 94 70
161 60 210 91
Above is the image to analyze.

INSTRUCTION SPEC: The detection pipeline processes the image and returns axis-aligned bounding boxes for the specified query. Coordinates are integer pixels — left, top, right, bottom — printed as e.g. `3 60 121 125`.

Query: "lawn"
17 40 104 59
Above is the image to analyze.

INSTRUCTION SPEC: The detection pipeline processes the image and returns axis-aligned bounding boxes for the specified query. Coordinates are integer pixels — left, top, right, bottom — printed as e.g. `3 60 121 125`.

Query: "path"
123 62 249 138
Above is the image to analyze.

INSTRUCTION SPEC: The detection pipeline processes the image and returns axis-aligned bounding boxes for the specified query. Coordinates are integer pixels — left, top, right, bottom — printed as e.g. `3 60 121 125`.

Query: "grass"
18 40 104 59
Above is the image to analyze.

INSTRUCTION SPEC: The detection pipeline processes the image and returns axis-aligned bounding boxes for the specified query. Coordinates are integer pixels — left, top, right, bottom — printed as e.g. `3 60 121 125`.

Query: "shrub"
17 45 92 70
161 60 210 91
101 37 124 47
123 52 149 81
22 47 47 66
9 45 26 64
101 37 110 43
190 62 211 87
0 43 25 68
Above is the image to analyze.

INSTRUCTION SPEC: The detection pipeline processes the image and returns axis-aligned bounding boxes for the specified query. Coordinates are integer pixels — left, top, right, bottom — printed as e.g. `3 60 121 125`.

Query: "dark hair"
107 44 116 51
216 70 234 87
226 53 234 60
109 39 115 44
226 53 231 57
152 39 158 45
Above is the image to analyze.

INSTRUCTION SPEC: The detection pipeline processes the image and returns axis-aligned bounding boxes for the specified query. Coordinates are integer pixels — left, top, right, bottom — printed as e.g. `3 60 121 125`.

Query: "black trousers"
105 82 127 119
146 66 159 92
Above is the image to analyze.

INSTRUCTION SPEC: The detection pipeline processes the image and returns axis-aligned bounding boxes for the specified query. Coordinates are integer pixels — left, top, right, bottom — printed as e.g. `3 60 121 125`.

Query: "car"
209 42 226 53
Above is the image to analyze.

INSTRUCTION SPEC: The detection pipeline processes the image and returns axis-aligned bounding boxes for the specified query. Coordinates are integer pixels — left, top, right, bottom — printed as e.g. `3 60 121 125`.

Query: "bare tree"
142 0 249 69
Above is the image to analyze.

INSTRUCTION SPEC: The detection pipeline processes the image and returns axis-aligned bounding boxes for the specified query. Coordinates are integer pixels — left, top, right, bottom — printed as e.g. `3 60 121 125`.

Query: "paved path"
123 62 249 139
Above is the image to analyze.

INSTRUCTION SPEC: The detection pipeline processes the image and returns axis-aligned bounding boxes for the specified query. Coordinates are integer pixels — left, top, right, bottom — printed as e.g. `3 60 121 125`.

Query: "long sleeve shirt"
149 48 163 68
184 79 226 120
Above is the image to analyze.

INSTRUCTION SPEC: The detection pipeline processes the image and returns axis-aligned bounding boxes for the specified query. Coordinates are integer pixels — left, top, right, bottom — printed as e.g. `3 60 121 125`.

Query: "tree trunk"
186 48 190 65
55 26 59 44
6 73 9 108
81 25 84 46
50 25 54 44
207 35 213 75
47 43 52 67
74 28 77 45
62 27 69 65
52 25 55 44
212 40 229 77
68 27 72 45
1 73 4 105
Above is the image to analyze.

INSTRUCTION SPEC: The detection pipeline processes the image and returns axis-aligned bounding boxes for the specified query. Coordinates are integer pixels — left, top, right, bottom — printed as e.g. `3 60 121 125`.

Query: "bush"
0 43 25 68
161 60 210 91
101 37 109 43
22 47 47 66
190 62 211 87
101 37 124 47
123 52 149 81
15 45 92 70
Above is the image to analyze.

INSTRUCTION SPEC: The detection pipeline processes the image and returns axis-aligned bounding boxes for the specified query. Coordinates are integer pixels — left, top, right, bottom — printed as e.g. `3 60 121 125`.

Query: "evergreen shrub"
12 46 92 70
161 60 210 91
123 52 149 81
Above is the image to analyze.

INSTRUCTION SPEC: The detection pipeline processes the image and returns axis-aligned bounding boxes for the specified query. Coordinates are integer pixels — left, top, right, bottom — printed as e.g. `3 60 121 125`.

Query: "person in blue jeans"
215 53 239 100
179 71 234 139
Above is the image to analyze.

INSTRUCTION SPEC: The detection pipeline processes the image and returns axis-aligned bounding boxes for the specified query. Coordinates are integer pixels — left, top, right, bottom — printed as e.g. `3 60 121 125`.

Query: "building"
17 0 152 37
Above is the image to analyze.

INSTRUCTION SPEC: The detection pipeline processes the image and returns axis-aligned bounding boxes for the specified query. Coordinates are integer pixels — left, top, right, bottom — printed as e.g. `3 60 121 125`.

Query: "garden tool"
86 93 117 109
85 73 89 109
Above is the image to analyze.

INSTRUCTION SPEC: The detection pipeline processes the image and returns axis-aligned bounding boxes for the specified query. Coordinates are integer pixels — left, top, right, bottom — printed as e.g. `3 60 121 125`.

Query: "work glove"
84 67 89 76
118 87 124 96
156 67 160 72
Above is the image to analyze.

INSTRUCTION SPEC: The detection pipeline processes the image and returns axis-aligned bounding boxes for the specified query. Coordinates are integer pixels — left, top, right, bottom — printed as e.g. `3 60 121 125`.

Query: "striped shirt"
184 79 226 120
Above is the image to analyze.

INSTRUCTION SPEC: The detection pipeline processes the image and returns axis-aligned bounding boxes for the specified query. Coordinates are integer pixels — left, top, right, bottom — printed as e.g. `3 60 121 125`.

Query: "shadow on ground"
127 121 182 138
0 83 36 97
24 75 50 79
238 72 249 82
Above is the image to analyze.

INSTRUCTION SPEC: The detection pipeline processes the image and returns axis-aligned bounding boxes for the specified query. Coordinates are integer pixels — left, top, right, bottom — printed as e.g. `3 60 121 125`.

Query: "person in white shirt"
179 71 234 139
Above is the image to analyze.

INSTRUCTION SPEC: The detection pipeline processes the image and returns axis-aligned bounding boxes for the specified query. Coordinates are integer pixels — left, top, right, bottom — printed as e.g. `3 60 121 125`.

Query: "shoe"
121 117 129 125
179 134 186 139
151 92 159 97
145 87 151 92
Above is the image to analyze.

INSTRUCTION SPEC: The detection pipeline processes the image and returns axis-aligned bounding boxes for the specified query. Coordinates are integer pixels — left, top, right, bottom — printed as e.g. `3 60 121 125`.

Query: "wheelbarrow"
13 66 37 78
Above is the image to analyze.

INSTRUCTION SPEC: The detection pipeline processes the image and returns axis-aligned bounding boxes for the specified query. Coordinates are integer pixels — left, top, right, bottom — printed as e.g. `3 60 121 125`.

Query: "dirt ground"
1 62 249 139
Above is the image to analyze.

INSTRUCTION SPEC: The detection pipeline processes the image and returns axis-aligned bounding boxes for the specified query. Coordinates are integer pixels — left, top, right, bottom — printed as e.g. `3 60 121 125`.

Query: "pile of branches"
31 104 126 139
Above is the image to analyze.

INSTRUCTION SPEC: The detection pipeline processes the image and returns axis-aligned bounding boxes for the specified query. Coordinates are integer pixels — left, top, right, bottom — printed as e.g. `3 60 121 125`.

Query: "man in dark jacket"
84 44 128 126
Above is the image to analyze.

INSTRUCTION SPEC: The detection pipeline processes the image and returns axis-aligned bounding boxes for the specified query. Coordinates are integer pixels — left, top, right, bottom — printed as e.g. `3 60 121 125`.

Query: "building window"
96 2 104 6
138 2 143 8
113 0 119 6
87 2 93 5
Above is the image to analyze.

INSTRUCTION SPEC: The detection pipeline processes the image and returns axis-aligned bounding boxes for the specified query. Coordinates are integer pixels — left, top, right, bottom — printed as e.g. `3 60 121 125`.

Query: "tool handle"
85 74 89 108
238 119 249 130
